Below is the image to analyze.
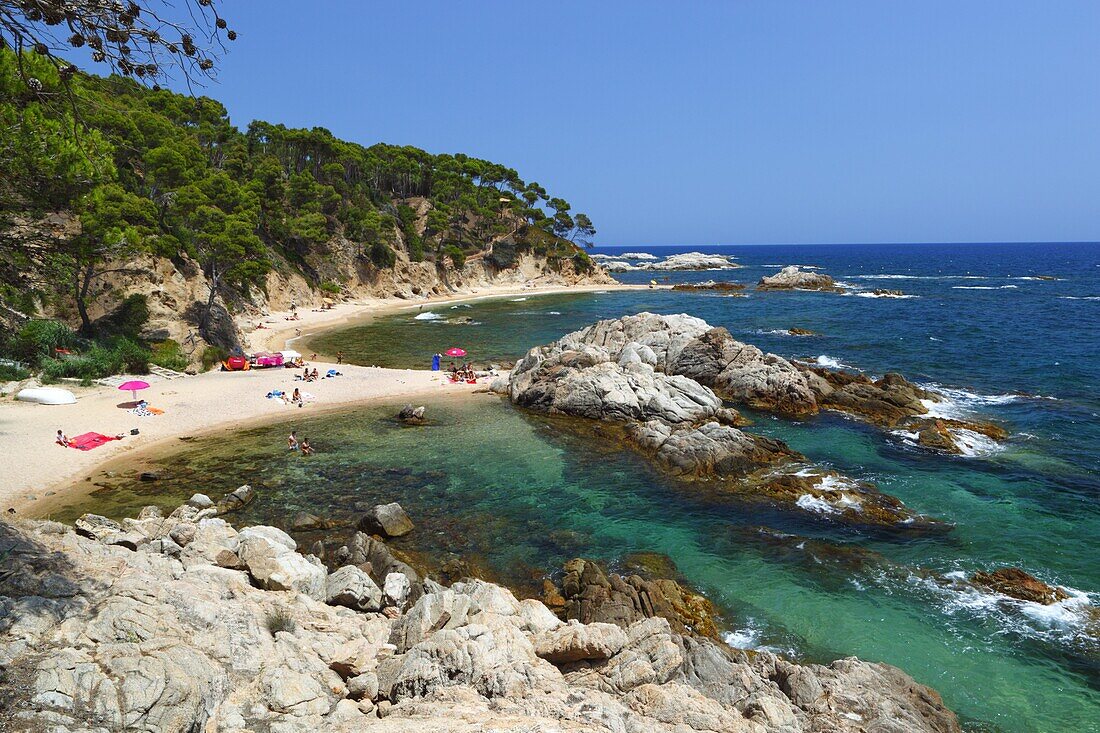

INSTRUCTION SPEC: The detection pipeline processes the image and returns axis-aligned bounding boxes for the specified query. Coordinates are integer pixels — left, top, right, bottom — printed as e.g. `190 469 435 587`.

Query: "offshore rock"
970 568 1070 605
507 315 944 528
671 280 746 293
757 265 844 292
798 366 935 426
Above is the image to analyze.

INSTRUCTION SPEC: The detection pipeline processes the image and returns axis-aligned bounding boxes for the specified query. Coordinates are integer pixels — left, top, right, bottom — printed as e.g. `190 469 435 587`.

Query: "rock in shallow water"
757 265 844 292
358 502 415 538
970 567 1070 605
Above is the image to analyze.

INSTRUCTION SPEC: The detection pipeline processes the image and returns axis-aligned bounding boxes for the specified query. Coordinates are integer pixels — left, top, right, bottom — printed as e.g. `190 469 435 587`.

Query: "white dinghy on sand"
16 387 77 405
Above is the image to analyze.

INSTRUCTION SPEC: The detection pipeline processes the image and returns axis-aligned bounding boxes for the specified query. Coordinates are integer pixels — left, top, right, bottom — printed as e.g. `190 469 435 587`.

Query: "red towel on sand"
69 432 120 451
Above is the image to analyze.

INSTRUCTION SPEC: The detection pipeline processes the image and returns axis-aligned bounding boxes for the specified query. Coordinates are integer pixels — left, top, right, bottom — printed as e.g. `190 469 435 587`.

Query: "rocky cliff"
0 503 960 732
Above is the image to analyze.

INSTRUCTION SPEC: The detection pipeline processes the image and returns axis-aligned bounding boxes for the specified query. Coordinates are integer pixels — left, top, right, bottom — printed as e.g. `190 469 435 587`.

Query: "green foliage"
8 320 77 366
319 281 341 295
200 345 229 372
487 241 517 270
149 340 189 372
573 251 594 273
40 337 150 381
0 362 30 381
0 45 599 322
443 244 466 269
369 241 396 269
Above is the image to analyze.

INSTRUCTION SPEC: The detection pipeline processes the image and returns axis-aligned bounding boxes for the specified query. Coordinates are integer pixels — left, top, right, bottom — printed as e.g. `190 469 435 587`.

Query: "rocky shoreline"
0 499 962 732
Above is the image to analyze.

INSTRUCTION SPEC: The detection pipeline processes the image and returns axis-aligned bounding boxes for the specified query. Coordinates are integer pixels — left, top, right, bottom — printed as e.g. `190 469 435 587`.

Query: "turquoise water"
74 243 1099 732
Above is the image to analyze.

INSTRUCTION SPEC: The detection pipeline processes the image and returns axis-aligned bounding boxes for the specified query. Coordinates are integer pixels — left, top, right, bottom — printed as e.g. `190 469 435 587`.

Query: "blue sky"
191 2 1097 246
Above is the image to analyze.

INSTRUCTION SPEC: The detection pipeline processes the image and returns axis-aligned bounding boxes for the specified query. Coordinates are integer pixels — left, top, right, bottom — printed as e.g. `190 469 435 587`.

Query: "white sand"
2 281 649 516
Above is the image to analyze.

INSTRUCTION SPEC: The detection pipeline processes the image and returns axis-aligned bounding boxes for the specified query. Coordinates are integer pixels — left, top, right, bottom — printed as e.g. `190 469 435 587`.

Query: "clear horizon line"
592 240 1100 248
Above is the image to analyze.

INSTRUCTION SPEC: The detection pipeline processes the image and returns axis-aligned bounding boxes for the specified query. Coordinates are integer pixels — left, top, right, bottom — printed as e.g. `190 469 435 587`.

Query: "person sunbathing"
291 388 303 407
56 430 70 447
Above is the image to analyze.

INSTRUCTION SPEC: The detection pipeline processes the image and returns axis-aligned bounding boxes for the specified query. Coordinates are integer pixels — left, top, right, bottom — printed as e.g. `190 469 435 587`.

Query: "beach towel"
69 432 120 451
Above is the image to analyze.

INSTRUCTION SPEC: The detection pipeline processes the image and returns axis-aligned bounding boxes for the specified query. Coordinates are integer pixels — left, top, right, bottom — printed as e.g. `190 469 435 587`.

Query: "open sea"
65 242 1099 732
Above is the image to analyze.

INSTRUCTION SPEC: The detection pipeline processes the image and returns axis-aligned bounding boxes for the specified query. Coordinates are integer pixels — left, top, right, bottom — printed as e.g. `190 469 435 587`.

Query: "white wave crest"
850 274 988 280
952 285 1018 290
510 297 528 302
1059 296 1100 301
414 312 444 321
796 494 838 515
814 355 857 371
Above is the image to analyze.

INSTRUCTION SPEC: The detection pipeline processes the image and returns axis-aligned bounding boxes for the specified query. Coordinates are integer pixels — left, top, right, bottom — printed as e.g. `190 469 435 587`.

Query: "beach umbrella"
117 380 150 401
445 347 467 358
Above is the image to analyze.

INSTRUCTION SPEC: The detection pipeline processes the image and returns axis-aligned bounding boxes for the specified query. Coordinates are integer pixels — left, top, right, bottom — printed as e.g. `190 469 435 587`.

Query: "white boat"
16 387 77 405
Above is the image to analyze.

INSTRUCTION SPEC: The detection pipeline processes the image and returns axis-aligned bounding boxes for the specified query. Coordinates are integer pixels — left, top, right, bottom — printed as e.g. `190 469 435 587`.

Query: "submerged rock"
397 404 427 425
757 265 844 292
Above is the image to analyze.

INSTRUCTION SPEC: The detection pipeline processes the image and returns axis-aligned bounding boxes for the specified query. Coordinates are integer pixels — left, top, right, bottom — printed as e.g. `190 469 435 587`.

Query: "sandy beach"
2 281 644 516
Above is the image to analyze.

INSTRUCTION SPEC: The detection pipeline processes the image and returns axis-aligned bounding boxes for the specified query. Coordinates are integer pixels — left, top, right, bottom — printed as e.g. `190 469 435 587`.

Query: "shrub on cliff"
369 242 397 269
488 241 518 270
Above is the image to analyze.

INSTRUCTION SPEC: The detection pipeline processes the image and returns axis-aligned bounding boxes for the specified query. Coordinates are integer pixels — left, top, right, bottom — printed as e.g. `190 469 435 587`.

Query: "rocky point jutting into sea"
0 498 962 732
493 313 1008 528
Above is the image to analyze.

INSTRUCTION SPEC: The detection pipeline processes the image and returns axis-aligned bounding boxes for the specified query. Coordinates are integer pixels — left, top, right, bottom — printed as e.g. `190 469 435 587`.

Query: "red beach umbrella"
444 347 467 358
117 380 150 401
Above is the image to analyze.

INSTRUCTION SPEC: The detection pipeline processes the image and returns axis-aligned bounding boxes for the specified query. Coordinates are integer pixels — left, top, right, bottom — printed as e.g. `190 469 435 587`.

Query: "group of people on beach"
299 367 321 382
448 362 476 381
287 430 314 456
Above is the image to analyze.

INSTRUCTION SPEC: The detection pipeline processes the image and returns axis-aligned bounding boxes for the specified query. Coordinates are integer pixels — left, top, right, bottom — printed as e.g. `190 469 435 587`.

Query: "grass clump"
265 609 297 636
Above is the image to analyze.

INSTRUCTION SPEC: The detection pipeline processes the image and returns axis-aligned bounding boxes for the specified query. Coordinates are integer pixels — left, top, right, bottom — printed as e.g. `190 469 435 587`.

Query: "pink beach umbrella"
117 380 150 401
444 347 467 358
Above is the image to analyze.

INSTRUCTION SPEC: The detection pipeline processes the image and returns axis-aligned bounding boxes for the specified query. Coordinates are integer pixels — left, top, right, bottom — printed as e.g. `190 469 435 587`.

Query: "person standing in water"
288 430 299 451
336 350 344 364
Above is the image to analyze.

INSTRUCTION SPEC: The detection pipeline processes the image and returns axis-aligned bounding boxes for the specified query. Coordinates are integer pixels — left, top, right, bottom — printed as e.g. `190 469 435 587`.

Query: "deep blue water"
81 242 1100 732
